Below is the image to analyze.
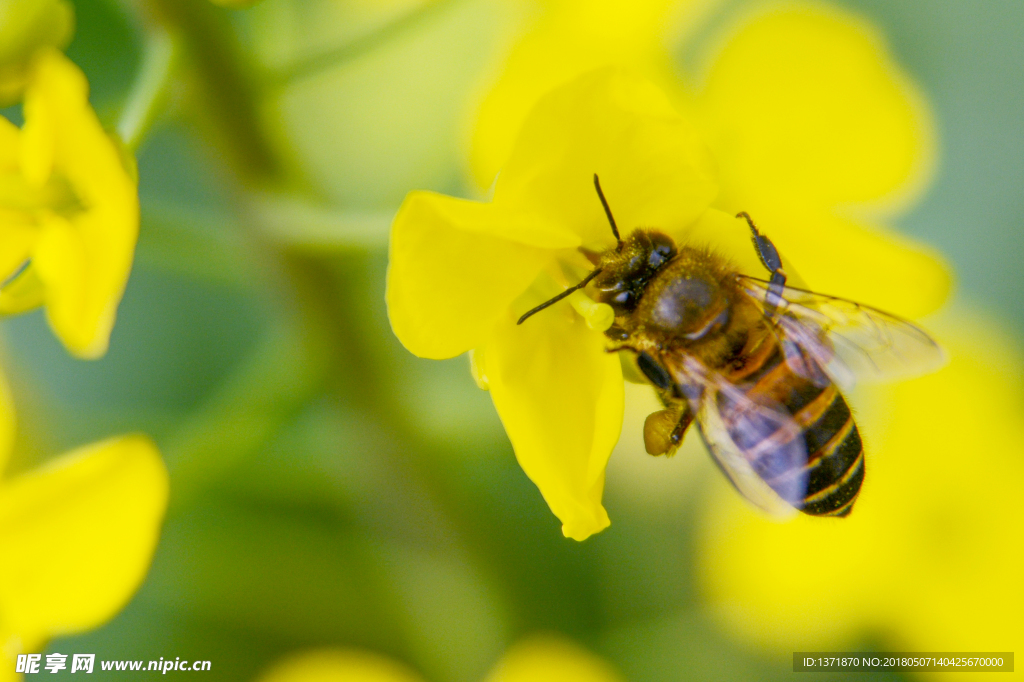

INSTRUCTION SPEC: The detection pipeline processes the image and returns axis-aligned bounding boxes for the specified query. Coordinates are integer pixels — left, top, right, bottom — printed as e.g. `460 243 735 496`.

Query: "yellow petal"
0 259 45 315
776 208 947 318
387 191 554 359
19 53 64 188
469 0 711 188
772 212 950 319
410 191 581 249
31 213 97 354
257 649 425 682
21 49 139 358
697 478 885 648
484 306 623 541
860 311 1024 652
0 434 168 645
679 207 779 279
494 68 718 249
484 635 623 682
0 119 41 283
0 0 74 106
700 5 933 214
0 220 37 284
684 206 950 319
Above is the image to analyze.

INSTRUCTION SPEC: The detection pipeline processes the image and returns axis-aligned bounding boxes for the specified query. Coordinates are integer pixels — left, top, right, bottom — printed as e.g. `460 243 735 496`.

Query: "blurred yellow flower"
470 0 694 191
258 649 423 682
0 0 73 105
0 48 139 359
0 375 169 680
257 636 622 682
483 636 623 682
388 68 718 540
690 4 946 318
698 310 1024 675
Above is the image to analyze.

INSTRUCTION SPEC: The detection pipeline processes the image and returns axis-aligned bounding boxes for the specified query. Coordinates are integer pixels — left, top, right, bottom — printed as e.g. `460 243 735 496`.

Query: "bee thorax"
642 272 730 341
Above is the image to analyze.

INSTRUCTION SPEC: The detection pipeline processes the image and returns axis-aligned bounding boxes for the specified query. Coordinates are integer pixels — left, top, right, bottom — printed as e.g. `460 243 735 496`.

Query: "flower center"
0 170 84 217
518 260 615 332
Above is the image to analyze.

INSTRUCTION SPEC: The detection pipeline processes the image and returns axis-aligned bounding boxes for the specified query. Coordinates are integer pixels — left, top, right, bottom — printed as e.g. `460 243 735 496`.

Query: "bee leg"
643 404 694 456
737 212 787 314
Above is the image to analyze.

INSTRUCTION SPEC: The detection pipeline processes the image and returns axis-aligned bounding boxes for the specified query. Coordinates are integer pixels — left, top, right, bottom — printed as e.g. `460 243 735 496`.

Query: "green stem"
164 319 324 513
248 192 392 252
136 0 281 185
267 0 461 88
117 27 180 150
125 0 479 553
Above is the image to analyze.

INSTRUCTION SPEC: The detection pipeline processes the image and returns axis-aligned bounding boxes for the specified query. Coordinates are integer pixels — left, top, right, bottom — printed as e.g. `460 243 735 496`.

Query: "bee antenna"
517 268 604 325
593 174 623 250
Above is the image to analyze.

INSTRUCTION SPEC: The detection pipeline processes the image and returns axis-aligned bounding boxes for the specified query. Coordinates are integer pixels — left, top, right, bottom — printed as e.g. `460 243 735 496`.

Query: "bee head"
591 230 677 314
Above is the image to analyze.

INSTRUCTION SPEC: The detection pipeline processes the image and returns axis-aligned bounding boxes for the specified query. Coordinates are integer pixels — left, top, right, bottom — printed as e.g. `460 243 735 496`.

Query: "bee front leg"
737 211 787 314
643 403 694 456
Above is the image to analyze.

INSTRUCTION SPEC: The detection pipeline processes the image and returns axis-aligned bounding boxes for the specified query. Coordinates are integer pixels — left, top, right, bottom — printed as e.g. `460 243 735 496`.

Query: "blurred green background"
3 0 1022 679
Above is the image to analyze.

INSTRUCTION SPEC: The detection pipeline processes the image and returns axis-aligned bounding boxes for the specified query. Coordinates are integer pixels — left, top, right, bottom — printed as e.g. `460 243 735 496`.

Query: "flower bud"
0 0 73 104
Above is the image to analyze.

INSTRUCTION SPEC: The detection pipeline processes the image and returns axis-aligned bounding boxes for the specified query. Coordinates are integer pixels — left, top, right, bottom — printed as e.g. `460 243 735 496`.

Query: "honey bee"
518 175 943 517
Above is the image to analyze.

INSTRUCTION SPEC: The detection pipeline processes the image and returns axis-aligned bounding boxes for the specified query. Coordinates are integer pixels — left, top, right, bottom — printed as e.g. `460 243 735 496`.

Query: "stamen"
569 291 614 331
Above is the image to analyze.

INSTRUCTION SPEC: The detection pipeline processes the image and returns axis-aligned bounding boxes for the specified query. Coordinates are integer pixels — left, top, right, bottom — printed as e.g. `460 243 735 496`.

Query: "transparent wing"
739 275 945 387
668 355 806 519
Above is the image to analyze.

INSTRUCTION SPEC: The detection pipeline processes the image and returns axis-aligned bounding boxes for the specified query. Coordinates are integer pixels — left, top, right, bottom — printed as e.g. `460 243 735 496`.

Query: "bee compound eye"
626 253 647 273
612 290 634 306
647 233 677 269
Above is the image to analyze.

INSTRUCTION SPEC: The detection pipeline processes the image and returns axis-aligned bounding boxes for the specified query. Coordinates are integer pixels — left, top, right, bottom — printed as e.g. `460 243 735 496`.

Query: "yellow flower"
0 375 169 679
482 636 623 682
0 0 74 105
690 3 946 318
0 48 139 359
698 310 1024 675
475 1 949 318
390 3 950 540
389 69 718 540
257 636 622 682
258 650 423 682
470 0 690 191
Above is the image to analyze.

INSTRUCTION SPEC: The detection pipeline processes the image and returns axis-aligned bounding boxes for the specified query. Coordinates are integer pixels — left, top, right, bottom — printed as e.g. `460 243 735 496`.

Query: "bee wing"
738 275 945 387
670 355 805 519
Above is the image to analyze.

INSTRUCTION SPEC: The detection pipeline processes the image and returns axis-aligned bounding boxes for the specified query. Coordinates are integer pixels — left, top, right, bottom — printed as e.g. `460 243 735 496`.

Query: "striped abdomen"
721 337 865 517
